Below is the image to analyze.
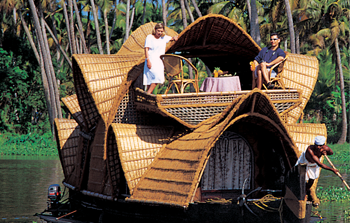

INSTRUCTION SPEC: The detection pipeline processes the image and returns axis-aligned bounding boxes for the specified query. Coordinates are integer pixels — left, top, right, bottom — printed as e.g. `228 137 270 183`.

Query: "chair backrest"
160 54 198 80
161 54 183 79
274 51 289 75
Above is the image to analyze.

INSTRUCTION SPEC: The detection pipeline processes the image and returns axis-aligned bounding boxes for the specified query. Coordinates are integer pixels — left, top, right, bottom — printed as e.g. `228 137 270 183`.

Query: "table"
200 76 241 92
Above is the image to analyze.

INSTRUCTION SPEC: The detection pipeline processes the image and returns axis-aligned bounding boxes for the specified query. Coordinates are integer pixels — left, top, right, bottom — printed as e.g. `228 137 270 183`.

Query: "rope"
249 194 280 210
205 198 232 204
249 194 284 222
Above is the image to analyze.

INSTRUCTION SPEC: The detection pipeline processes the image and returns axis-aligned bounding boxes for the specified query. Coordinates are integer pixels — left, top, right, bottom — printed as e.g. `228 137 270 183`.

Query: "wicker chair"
160 54 199 94
263 52 289 90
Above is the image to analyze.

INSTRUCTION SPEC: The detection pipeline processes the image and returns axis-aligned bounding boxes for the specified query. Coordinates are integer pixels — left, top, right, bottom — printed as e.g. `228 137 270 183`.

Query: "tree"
310 1 349 143
90 0 104 54
98 0 113 54
249 0 261 46
284 0 296 53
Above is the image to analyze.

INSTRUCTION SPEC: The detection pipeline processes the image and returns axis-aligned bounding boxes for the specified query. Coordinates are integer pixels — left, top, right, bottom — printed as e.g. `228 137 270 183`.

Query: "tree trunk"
91 0 104 54
295 25 300 54
184 0 194 23
124 5 135 43
86 11 91 52
104 11 110 54
60 0 73 55
249 0 261 46
28 0 57 134
44 20 73 68
191 0 202 17
246 0 251 21
141 0 146 25
284 39 288 51
162 0 167 26
335 38 347 144
39 6 62 119
68 0 77 54
180 0 187 28
284 0 296 53
19 9 40 63
110 0 118 37
124 0 130 42
73 0 88 53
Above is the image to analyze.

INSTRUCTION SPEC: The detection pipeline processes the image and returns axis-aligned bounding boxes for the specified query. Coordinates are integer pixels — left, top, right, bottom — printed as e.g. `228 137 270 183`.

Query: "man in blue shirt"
251 33 286 89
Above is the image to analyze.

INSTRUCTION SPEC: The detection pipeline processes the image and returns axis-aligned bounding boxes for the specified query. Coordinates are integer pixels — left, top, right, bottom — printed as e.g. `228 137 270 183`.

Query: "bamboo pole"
324 155 350 191
56 210 77 220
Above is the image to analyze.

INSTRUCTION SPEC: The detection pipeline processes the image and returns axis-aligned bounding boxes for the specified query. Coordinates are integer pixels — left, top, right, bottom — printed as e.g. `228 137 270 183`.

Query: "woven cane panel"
285 123 327 157
62 94 86 129
273 101 300 115
281 54 319 124
114 88 155 125
167 14 260 59
73 59 99 132
117 22 178 56
109 123 174 194
72 53 142 131
54 118 80 180
135 88 301 128
165 106 227 125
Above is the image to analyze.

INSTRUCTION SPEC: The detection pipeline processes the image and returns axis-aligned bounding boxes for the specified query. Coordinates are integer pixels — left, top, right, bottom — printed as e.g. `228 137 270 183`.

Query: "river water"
0 156 64 223
0 155 348 223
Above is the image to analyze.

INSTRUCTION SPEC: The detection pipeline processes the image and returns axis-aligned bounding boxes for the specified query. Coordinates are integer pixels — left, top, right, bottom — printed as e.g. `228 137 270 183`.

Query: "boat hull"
67 190 312 223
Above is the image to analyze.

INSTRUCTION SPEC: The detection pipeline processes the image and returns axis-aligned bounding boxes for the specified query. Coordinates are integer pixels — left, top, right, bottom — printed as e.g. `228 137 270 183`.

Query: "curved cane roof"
127 90 298 207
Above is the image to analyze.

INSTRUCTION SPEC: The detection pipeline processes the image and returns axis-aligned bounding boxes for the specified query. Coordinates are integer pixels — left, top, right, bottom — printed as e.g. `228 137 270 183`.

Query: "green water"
0 156 348 223
0 155 64 223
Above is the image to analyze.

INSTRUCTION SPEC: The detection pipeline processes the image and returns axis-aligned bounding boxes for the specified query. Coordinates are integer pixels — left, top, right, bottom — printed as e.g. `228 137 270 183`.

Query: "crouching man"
295 136 338 206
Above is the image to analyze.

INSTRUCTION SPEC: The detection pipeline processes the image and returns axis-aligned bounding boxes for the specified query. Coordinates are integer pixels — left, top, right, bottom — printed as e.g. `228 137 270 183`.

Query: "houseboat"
44 14 326 222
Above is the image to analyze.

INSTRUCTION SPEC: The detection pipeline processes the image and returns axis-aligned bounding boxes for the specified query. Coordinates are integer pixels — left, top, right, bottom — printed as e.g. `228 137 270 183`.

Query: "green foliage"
0 36 50 134
0 132 57 156
316 186 350 201
326 143 350 173
304 48 349 143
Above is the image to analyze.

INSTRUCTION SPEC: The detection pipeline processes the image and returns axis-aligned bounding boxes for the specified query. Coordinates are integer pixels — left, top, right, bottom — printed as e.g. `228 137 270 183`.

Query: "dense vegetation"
0 0 349 149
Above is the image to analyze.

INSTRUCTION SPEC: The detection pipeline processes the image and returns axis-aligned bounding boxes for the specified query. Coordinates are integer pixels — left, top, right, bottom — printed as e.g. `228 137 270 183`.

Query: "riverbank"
0 132 57 156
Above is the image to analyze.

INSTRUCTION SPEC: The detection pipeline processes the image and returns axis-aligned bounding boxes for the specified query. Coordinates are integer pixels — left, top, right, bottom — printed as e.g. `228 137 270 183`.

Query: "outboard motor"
47 184 61 210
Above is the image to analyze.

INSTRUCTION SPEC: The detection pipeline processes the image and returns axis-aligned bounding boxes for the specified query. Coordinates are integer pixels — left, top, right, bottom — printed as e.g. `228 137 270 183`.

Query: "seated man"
295 136 338 206
251 33 286 89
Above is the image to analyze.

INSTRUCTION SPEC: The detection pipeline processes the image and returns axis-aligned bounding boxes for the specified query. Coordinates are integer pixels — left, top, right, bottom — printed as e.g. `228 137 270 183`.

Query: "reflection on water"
0 155 64 223
0 155 348 223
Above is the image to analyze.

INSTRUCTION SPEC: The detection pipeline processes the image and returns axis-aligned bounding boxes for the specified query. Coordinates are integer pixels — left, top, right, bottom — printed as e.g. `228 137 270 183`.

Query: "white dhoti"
295 150 320 181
